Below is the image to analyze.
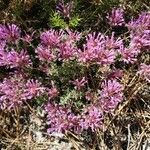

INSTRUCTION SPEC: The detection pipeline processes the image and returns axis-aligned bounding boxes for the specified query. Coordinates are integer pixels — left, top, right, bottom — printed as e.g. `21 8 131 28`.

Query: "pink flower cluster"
127 12 150 49
0 9 149 134
45 103 103 133
80 105 103 132
45 78 124 133
36 29 80 64
107 8 125 26
119 45 140 64
99 79 124 112
117 12 150 64
0 49 31 68
0 24 21 43
78 32 122 65
45 103 80 133
0 24 31 69
127 12 150 33
0 75 45 110
35 12 149 67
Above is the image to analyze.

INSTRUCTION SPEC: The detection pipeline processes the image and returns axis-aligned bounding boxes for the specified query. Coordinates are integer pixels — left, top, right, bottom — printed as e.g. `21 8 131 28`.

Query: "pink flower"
78 49 98 63
48 87 59 99
40 30 63 47
58 42 77 61
119 45 140 64
0 74 47 110
138 64 150 82
36 45 55 63
86 32 105 51
7 49 31 68
80 105 103 131
56 30 80 61
24 79 45 99
0 24 21 42
127 12 150 33
0 75 26 110
72 77 87 90
96 48 116 65
107 8 125 26
99 79 123 112
45 103 80 133
78 32 116 65
0 49 31 68
66 29 81 42
105 32 123 50
127 12 150 51
130 30 150 49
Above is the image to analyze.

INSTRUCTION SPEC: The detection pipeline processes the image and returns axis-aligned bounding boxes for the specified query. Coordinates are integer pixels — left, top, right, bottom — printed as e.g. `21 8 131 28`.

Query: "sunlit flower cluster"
0 10 149 135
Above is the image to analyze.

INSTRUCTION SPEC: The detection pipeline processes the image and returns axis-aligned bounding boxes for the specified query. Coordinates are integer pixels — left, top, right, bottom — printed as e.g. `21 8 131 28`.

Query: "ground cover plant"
0 1 150 150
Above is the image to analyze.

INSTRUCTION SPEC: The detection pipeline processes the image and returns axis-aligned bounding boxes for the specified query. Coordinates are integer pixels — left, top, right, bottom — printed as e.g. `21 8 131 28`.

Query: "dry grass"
0 0 36 24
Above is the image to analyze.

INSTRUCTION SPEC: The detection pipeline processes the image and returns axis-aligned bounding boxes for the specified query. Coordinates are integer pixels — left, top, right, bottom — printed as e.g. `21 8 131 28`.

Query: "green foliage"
49 12 68 29
35 95 47 106
60 89 83 107
49 12 81 29
69 16 81 28
49 61 85 83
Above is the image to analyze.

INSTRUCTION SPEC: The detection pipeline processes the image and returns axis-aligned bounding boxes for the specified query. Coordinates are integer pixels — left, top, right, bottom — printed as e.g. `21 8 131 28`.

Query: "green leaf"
59 89 83 105
49 12 68 29
69 16 81 28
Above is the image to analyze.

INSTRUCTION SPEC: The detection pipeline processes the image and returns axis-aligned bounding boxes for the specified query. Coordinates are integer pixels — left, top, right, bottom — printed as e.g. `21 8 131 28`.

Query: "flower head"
0 75 26 110
0 49 31 68
72 77 87 90
58 41 77 61
78 32 116 65
99 79 123 112
105 32 123 50
127 12 150 33
0 24 21 42
40 30 63 47
7 49 31 68
130 30 150 49
107 8 125 26
80 105 103 131
45 103 79 133
48 87 59 99
24 79 45 99
56 0 74 19
119 45 140 64
36 45 55 63
0 75 46 110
